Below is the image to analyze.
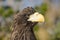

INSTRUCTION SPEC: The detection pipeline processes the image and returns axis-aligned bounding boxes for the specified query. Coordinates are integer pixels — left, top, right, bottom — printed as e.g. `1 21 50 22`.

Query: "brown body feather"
11 7 37 40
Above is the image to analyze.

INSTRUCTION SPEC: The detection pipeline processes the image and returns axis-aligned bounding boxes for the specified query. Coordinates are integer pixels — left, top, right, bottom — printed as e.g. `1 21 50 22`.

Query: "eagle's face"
15 7 44 26
27 12 44 23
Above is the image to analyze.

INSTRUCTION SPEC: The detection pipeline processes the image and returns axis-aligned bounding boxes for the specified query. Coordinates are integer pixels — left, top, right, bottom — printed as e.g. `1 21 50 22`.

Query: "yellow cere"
27 12 44 22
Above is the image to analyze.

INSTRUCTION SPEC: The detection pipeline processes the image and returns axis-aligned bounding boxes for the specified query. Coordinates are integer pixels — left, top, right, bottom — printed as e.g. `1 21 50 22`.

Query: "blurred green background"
0 0 60 40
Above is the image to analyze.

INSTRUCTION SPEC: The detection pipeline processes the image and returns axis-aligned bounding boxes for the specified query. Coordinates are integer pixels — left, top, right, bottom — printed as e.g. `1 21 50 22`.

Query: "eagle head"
14 7 44 27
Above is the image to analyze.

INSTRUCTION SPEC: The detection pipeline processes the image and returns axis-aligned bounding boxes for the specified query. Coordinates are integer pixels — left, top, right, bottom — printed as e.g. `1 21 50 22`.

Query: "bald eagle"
11 7 44 40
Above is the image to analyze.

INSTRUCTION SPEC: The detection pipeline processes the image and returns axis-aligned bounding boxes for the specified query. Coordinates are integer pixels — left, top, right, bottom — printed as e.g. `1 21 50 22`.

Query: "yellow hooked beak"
27 12 44 22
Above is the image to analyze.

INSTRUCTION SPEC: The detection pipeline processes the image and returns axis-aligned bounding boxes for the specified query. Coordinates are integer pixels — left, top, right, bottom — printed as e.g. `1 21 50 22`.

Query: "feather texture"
11 7 37 40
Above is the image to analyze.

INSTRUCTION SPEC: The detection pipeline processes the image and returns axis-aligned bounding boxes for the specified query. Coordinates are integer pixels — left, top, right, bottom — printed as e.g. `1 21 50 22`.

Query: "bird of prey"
11 7 44 40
